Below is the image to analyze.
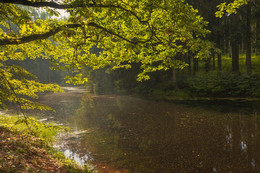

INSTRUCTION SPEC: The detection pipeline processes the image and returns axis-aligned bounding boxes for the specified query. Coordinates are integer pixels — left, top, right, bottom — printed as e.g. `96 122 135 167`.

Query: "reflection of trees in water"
68 94 260 172
30 91 260 172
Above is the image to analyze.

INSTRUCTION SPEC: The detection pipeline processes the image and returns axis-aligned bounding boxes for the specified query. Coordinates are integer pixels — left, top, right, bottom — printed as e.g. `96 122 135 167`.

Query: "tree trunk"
172 67 176 83
218 53 222 71
225 17 230 54
255 21 258 55
193 58 198 76
217 22 222 71
188 55 191 74
246 2 252 74
212 52 215 71
205 58 210 73
231 41 239 73
230 14 240 73
255 18 259 55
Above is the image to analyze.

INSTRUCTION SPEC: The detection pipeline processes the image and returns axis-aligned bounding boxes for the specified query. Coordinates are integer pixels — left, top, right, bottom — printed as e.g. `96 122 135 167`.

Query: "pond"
25 88 260 172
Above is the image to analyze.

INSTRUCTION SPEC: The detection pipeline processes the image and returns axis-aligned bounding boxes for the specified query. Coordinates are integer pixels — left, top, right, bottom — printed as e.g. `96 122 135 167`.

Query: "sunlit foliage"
0 0 213 109
0 114 68 144
216 0 248 17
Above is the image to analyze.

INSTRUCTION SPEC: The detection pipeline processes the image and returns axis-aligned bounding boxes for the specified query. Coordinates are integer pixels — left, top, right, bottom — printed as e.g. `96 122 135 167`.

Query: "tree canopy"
0 0 216 109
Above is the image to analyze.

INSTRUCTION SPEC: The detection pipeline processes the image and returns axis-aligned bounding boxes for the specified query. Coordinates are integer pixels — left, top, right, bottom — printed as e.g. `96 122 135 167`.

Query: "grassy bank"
0 114 91 173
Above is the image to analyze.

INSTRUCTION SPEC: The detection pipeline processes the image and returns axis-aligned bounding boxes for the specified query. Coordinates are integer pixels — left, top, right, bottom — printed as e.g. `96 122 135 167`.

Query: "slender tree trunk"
196 58 199 73
205 58 210 73
257 18 260 55
172 67 176 83
193 58 198 76
218 53 222 71
230 14 240 73
246 2 252 74
223 31 226 54
255 18 259 55
255 21 258 55
188 55 191 74
231 41 240 73
241 38 244 53
181 54 185 75
217 20 222 71
225 17 230 54
212 52 215 71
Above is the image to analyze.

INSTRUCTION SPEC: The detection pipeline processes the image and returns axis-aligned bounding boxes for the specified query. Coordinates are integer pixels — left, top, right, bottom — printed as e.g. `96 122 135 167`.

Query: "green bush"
187 72 260 97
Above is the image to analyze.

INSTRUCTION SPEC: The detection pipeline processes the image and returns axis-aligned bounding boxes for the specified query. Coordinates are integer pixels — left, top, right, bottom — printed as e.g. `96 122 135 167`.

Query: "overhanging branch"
88 22 153 44
87 22 136 44
0 0 72 9
1 12 155 46
0 0 148 23
1 21 153 46
0 24 81 46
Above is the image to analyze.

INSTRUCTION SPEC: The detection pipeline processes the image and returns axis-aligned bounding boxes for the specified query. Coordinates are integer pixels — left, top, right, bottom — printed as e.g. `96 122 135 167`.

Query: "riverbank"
0 114 91 173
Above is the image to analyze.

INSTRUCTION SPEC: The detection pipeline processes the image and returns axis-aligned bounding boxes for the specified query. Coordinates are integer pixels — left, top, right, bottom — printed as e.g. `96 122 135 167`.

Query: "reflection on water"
64 149 89 166
27 89 260 172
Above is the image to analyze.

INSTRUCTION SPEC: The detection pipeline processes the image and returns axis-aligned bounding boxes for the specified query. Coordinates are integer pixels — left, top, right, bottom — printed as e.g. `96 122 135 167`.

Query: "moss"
0 114 92 173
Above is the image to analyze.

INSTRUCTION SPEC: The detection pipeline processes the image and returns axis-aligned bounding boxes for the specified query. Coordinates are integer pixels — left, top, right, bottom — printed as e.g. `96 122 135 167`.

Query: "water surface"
26 88 260 172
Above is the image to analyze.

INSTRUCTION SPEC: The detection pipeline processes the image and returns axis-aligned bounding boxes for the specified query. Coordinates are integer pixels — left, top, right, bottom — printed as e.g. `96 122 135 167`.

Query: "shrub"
187 72 260 97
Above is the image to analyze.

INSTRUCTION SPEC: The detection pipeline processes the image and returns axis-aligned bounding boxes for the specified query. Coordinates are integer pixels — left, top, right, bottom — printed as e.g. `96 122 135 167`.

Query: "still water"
34 87 260 172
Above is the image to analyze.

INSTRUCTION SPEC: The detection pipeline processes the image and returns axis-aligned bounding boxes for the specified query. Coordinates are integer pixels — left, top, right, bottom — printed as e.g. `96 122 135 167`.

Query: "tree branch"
88 22 153 44
91 4 148 23
0 24 81 46
87 22 136 44
0 0 72 9
0 0 148 23
0 20 152 46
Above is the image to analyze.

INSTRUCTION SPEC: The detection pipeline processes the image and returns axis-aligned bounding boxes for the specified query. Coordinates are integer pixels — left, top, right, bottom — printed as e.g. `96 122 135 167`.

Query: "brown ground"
0 126 84 173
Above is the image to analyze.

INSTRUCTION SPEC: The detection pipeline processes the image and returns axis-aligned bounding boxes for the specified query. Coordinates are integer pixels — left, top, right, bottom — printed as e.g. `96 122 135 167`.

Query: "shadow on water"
178 99 259 115
8 88 260 173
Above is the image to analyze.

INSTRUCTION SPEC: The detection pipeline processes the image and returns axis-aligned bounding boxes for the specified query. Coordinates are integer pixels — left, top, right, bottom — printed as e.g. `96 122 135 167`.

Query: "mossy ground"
0 115 91 173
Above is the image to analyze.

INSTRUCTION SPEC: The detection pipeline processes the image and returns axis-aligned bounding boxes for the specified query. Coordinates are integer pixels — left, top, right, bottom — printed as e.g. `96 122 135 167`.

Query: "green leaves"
65 73 88 85
216 0 248 18
0 0 214 109
0 65 62 110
